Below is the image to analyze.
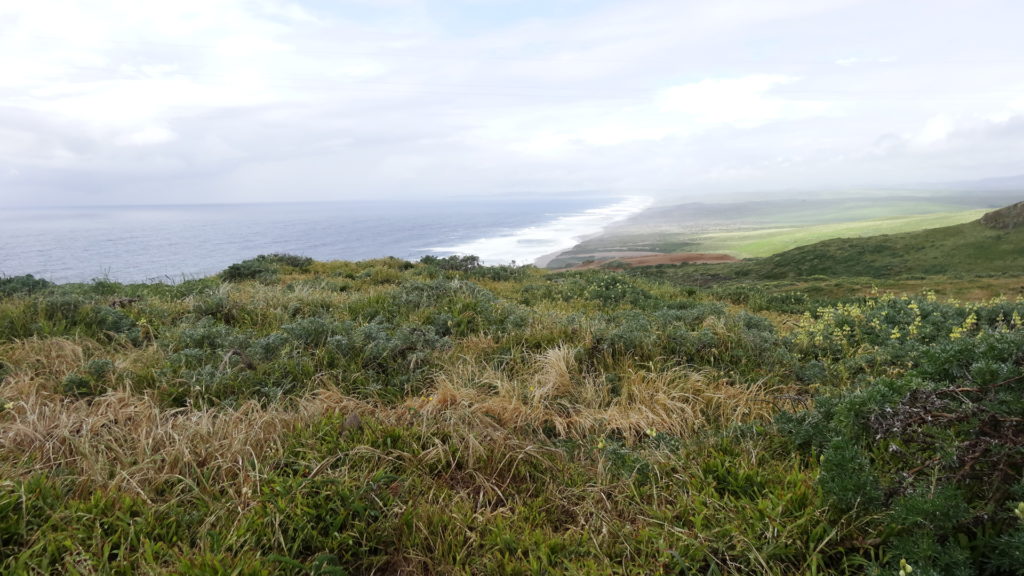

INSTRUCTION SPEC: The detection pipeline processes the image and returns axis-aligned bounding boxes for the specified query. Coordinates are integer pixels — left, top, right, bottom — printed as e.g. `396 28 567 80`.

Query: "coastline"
531 227 614 268
2 197 632 284
434 195 654 267
532 249 564 268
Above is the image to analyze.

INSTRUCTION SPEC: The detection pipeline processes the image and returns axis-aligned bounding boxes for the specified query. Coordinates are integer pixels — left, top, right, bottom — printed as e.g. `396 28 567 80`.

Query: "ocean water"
0 196 652 284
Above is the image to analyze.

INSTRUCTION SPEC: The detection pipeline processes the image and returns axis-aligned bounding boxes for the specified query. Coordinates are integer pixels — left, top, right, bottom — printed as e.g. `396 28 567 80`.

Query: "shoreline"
435 195 654 267
531 227 614 268
529 199 658 268
532 250 562 268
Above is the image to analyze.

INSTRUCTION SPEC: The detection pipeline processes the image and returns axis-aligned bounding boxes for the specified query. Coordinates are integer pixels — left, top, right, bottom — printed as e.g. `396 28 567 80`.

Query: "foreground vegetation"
2 250 1023 574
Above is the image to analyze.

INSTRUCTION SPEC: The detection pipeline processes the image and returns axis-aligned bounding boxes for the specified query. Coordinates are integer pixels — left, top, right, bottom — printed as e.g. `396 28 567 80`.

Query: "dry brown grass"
0 331 776 525
0 337 100 401
0 385 370 499
411 345 779 444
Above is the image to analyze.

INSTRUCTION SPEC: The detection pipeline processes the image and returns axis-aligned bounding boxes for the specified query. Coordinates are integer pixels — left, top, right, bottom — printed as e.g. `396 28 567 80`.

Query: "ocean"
0 195 652 284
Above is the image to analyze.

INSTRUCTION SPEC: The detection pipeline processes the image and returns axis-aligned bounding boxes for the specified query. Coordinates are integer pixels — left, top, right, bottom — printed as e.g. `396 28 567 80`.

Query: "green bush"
221 259 277 283
780 302 1024 573
469 263 533 281
280 316 343 349
62 358 116 398
259 253 315 270
0 274 53 298
0 294 141 343
341 322 447 395
221 253 314 283
419 254 481 272
590 310 658 360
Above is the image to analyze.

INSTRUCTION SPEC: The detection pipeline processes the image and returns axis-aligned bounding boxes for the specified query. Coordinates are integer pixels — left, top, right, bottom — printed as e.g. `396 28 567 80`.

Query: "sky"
1 0 1023 206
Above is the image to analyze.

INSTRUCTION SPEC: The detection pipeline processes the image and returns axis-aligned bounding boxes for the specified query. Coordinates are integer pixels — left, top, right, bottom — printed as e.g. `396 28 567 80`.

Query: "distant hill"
747 201 1024 279
979 200 1024 230
546 193 1022 269
921 173 1024 194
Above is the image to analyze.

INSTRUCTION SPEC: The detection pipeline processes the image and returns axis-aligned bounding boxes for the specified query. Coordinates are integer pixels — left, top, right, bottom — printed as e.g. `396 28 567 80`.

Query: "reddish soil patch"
571 252 739 269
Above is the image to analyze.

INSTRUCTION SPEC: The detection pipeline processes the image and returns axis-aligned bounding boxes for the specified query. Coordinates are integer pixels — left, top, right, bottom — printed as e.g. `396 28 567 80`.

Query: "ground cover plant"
2 251 1024 574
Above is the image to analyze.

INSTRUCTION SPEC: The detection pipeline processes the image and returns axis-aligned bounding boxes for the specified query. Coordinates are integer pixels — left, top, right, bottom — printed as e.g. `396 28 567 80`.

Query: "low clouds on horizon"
2 0 1023 205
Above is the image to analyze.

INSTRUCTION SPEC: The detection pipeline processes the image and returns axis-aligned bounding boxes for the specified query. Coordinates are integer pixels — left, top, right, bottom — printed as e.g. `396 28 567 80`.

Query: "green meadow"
691 209 988 258
547 195 1014 268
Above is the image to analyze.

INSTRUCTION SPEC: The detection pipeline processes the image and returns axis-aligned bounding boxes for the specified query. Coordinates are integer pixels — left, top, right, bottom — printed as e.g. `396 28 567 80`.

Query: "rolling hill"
747 201 1024 279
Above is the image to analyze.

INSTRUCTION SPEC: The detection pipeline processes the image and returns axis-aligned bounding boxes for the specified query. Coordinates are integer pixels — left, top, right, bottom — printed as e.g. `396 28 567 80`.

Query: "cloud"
914 114 955 147
1 0 1023 205
835 56 896 67
475 74 834 158
656 75 814 129
114 125 177 147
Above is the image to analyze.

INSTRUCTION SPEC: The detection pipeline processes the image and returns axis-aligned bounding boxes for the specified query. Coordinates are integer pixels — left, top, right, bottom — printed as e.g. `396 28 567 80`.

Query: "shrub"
281 316 345 349
591 310 658 360
7 296 142 343
220 259 277 283
258 253 314 270
170 317 240 352
0 274 53 298
468 263 533 282
778 350 1024 572
86 305 140 342
419 254 481 273
546 271 654 308
220 253 313 283
354 322 445 379
62 358 115 397
190 292 237 323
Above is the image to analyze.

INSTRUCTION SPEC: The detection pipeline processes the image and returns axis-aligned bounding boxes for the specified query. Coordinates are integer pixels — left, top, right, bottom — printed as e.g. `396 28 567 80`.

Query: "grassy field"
547 193 1018 268
691 209 987 258
2 251 1023 574
744 217 1024 279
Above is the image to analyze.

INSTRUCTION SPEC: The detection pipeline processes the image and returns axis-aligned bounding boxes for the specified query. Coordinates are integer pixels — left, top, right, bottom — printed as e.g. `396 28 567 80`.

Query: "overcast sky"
2 0 1023 206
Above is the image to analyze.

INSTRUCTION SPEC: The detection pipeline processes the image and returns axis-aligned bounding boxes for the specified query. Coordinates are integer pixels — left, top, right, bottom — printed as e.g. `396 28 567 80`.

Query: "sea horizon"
0 195 652 284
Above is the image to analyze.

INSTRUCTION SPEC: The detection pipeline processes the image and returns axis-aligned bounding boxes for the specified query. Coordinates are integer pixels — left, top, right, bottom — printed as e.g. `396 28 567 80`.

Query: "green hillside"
548 194 1016 268
748 203 1024 279
695 209 987 258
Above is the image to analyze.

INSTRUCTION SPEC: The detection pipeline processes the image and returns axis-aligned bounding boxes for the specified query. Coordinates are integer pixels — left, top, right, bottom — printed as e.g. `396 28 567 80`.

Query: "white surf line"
428 196 654 266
